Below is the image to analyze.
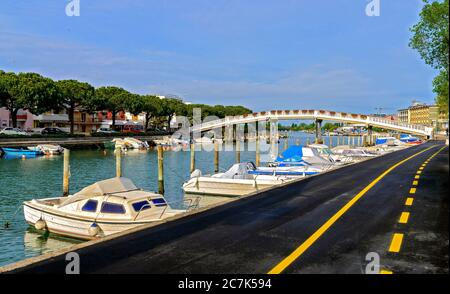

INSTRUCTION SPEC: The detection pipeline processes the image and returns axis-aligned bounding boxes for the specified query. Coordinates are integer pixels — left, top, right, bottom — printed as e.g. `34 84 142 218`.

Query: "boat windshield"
317 148 332 155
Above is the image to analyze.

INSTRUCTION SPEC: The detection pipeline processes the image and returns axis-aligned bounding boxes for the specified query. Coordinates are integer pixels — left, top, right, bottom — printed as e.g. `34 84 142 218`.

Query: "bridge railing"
190 109 431 136
367 116 427 131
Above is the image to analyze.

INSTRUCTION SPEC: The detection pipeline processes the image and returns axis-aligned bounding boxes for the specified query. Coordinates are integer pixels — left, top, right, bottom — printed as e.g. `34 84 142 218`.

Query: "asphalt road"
6 141 448 274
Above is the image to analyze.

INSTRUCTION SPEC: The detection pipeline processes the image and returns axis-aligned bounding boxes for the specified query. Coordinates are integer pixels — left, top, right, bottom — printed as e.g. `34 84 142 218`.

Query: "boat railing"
134 197 201 221
133 203 153 221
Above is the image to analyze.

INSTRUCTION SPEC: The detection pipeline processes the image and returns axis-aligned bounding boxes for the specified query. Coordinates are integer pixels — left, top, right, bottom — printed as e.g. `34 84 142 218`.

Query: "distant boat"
400 134 421 144
332 146 377 158
28 144 64 155
123 137 149 149
375 137 409 146
104 138 129 151
1 147 43 158
308 143 354 164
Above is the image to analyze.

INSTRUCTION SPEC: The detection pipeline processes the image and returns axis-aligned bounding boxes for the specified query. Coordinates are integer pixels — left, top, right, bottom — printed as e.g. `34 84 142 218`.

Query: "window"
82 200 98 212
152 198 167 207
132 200 151 212
101 202 126 214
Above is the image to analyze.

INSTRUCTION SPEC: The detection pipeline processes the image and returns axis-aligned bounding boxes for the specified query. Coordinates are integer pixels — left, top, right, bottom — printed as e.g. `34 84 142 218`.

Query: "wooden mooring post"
63 149 70 196
190 143 195 173
236 139 241 163
115 147 122 178
214 140 219 173
157 145 164 195
255 136 260 167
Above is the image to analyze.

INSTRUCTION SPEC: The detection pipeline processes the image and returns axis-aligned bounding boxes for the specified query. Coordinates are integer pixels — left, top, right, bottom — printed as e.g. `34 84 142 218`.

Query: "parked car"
96 128 120 134
40 127 68 135
122 125 144 134
0 127 31 136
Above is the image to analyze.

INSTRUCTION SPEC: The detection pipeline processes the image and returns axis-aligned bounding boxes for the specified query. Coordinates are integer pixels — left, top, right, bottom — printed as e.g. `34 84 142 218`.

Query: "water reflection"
24 228 82 257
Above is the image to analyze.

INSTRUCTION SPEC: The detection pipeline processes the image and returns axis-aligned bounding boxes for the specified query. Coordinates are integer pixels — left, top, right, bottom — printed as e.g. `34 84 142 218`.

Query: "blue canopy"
276 145 306 164
399 134 419 142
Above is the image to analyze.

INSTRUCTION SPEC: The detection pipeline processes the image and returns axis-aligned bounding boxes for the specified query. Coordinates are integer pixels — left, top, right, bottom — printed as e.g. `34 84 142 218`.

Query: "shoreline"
0 135 166 148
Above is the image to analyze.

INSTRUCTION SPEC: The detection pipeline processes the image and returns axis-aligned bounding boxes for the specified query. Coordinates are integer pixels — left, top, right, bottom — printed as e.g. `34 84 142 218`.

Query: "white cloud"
0 29 423 113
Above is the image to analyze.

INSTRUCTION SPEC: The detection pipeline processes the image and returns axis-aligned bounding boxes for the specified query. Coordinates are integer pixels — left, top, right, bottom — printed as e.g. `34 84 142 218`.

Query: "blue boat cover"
276 145 306 164
375 138 388 145
399 134 419 142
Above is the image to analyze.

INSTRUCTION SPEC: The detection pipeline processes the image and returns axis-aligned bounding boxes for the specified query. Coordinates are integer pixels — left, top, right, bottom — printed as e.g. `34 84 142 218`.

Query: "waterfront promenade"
2 141 447 274
0 135 165 148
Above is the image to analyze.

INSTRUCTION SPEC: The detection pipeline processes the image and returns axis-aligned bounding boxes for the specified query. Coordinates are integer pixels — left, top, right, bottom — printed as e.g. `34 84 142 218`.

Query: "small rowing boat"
1 147 43 158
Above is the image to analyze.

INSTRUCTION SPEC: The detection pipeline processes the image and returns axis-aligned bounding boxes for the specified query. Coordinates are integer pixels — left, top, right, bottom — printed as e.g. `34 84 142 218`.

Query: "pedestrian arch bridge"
191 109 433 138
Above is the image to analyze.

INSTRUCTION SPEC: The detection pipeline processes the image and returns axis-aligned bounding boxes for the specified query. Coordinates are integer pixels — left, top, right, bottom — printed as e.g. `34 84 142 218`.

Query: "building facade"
0 107 34 129
398 102 448 132
408 104 436 126
398 108 409 124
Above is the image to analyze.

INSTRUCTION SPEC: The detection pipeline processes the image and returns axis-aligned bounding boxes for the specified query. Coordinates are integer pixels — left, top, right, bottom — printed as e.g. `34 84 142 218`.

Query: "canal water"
0 132 359 267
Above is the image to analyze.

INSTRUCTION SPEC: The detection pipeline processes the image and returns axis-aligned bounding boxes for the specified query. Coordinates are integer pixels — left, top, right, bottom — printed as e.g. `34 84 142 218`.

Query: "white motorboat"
28 144 64 155
332 146 378 158
154 136 189 147
109 138 128 151
23 177 185 240
249 165 324 176
124 137 149 149
308 144 353 164
183 162 295 197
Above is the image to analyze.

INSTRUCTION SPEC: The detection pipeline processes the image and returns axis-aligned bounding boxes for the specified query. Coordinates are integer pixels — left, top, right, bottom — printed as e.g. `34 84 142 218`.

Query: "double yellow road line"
268 144 441 274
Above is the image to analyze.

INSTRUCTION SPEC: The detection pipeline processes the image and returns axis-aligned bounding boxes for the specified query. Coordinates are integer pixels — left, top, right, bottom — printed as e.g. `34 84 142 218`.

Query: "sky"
0 0 438 113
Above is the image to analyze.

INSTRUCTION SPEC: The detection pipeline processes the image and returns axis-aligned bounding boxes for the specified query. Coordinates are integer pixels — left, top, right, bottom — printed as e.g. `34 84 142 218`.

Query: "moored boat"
183 162 295 197
1 147 43 158
308 143 354 164
332 146 378 158
23 177 185 240
248 165 323 176
28 144 64 155
270 145 334 167
400 134 422 144
124 137 149 149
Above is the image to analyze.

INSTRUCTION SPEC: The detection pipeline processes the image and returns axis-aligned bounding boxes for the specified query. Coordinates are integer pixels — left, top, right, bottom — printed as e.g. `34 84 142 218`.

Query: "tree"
127 95 162 130
410 0 449 111
159 98 186 129
95 86 130 129
0 71 60 127
56 80 95 134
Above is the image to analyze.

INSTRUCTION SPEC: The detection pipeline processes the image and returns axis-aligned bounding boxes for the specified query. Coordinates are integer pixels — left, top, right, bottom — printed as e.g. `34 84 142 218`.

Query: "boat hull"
1 148 43 158
182 177 289 197
23 202 159 240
